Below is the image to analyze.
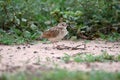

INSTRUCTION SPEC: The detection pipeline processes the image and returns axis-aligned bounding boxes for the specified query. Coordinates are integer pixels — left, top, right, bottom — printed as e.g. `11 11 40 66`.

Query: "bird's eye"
62 24 64 26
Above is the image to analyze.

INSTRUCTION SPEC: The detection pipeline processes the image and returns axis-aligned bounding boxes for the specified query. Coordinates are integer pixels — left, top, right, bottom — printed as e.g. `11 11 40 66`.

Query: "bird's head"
57 22 68 28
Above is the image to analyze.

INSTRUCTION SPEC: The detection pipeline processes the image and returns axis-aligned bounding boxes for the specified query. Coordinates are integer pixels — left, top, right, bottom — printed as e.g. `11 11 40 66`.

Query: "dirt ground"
0 39 120 73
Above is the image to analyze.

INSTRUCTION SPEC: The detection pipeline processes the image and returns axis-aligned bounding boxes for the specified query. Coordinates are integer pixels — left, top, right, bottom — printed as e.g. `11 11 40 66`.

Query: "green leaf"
23 31 31 38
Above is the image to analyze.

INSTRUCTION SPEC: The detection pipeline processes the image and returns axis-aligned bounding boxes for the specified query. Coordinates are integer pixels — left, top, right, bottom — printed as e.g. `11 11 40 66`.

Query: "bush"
0 0 120 44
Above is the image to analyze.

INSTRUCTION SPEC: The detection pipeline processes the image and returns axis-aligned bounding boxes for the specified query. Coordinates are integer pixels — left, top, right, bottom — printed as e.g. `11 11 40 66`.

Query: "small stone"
44 47 51 50
50 53 54 54
8 48 11 50
17 47 21 49
23 47 26 49
34 51 38 53
9 55 13 57
56 57 61 59
0 49 3 51
86 63 91 68
27 46 30 48
23 53 26 55
116 47 118 48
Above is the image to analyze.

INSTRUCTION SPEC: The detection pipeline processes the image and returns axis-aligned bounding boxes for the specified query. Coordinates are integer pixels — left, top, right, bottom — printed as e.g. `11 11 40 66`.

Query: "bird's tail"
36 32 44 40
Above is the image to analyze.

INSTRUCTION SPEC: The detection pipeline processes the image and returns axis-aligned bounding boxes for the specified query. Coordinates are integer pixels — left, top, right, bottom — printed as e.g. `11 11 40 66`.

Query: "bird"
41 22 68 47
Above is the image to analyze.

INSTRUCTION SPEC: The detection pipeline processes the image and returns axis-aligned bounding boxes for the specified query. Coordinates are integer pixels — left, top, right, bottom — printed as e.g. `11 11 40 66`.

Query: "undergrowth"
0 69 120 80
62 52 120 63
0 0 120 44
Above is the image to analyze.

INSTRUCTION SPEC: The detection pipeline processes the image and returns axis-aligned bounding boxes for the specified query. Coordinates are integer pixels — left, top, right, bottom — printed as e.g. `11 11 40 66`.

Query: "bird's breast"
48 29 68 41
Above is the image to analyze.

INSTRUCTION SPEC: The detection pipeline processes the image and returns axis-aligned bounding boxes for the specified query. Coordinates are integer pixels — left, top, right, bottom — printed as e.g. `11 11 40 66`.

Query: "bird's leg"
83 44 86 50
51 41 57 48
53 42 56 48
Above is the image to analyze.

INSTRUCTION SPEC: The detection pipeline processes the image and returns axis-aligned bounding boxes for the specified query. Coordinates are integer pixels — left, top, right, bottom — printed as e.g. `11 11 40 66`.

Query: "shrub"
0 0 120 44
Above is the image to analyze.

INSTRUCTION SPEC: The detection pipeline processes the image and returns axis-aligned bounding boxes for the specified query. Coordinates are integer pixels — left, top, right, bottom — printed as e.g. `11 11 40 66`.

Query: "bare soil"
0 39 120 73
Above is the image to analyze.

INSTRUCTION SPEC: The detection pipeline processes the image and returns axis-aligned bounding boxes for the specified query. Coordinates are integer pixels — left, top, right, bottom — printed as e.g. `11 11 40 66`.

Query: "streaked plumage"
41 22 68 42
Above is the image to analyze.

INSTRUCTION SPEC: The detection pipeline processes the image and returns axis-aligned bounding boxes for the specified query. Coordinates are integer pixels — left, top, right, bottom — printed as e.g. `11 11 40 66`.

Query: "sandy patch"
0 40 120 73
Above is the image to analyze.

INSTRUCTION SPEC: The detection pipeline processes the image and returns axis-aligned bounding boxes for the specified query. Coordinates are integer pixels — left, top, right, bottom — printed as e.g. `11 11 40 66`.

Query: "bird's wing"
42 27 60 38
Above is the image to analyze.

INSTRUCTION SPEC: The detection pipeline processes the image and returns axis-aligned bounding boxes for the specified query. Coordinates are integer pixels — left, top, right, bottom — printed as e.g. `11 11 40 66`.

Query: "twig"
56 44 86 50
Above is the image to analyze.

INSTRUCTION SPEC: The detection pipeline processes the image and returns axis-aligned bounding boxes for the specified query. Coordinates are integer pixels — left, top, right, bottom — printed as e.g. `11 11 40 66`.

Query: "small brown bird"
41 22 68 47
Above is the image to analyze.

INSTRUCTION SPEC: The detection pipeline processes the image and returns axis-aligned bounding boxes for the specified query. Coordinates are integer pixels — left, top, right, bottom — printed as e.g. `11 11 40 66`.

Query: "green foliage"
0 0 43 44
0 70 120 80
0 0 120 44
62 53 71 63
62 52 120 63
49 0 120 39
100 32 120 41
